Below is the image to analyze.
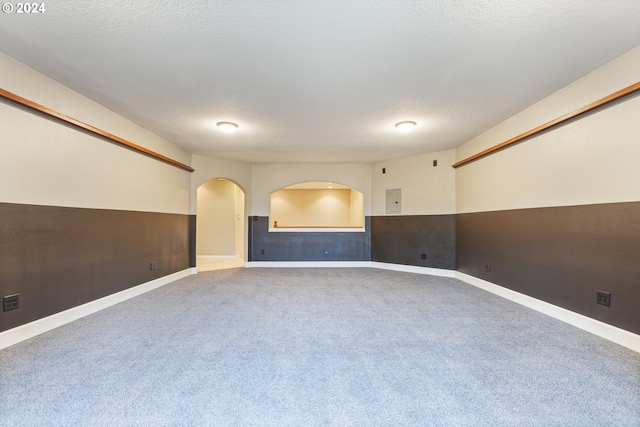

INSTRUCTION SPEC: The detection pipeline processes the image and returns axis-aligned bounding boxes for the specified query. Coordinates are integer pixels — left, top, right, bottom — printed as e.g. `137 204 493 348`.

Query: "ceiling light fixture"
395 121 416 132
216 121 238 133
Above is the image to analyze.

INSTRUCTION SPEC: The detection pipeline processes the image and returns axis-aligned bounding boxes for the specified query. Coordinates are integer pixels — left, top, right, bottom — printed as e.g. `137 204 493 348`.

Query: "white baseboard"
246 261 372 268
245 261 455 278
369 262 456 278
0 268 193 351
455 272 640 354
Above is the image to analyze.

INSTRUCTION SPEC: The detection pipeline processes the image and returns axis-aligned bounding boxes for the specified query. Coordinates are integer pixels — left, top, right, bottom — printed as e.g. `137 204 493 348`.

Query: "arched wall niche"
269 181 364 230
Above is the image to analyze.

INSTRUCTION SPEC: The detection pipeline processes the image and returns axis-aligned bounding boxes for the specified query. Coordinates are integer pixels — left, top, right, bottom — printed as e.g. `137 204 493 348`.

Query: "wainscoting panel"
456 202 640 335
248 216 371 261
371 215 456 269
0 203 190 332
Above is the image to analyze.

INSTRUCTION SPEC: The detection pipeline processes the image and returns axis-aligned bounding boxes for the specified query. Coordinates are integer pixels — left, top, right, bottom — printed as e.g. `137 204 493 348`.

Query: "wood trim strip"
0 88 194 172
452 81 640 168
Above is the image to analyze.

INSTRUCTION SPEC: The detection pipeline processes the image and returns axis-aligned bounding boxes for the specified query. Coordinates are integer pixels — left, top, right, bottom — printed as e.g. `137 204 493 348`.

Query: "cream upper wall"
191 154 252 261
0 52 191 214
196 179 237 255
271 189 359 227
234 185 245 259
371 150 456 216
0 54 190 166
251 163 372 216
190 154 253 215
349 189 364 226
456 44 640 214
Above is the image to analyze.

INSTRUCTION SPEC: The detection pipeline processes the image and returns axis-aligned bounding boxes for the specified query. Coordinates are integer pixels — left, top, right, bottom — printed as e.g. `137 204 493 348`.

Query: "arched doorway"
196 178 245 271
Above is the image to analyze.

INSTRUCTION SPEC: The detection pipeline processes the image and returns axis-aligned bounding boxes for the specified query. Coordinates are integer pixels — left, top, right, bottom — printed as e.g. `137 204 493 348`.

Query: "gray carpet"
1 268 639 426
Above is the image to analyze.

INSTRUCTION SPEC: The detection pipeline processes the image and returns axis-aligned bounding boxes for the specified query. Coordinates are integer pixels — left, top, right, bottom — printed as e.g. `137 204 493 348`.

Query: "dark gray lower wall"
371 215 456 269
456 202 640 335
249 216 371 261
6 202 637 336
0 202 190 332
189 215 196 268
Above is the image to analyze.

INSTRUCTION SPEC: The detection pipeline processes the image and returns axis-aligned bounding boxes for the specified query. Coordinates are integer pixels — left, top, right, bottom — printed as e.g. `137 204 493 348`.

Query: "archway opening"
270 181 364 230
196 178 245 271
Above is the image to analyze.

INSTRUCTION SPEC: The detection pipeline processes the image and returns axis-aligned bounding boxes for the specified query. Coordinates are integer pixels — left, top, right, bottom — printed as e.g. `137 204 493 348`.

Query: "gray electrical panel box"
386 188 401 214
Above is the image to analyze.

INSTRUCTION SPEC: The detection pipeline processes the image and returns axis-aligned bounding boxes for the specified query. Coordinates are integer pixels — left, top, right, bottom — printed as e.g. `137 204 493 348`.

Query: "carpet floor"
1 268 639 426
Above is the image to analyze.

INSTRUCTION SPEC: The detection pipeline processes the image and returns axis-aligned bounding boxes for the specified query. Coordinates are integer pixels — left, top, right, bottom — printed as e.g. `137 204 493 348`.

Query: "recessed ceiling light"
217 122 238 133
395 121 416 132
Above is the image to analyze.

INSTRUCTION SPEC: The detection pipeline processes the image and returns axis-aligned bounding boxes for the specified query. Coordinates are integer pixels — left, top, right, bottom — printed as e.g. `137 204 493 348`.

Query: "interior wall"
454 45 640 334
196 180 237 256
4 41 638 337
368 149 456 269
350 189 364 227
371 215 456 270
190 154 252 215
0 52 192 333
371 149 456 216
249 217 371 262
190 154 252 262
0 52 191 214
456 45 640 214
251 163 372 216
0 204 189 333
235 185 245 260
457 203 640 335
270 189 352 227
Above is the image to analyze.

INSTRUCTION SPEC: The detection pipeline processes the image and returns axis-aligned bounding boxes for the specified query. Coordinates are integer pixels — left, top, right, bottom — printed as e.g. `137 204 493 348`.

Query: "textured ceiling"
1 1 640 163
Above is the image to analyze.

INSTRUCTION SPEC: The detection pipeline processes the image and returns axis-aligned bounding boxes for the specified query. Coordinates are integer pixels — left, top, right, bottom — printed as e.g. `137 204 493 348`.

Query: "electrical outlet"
260 249 265 255
596 291 611 307
420 253 427 260
150 261 157 271
3 294 19 312
484 263 492 272
323 249 330 255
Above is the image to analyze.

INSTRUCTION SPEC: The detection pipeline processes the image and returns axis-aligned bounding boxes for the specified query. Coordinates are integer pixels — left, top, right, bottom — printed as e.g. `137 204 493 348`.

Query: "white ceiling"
1 1 639 164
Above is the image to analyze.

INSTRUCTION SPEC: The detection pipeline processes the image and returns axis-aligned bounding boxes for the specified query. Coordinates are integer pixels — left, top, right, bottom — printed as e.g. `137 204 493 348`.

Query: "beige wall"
251 163 372 216
196 179 240 256
271 188 361 227
349 189 364 227
455 45 640 214
0 52 191 215
235 185 245 259
190 154 251 260
371 149 456 215
190 154 252 215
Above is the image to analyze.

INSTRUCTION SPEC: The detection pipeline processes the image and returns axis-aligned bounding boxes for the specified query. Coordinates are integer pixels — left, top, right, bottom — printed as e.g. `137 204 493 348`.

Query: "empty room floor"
1 268 639 426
